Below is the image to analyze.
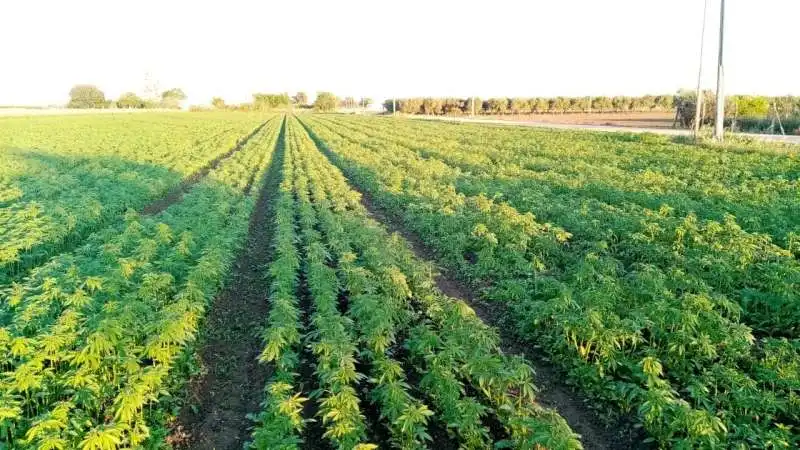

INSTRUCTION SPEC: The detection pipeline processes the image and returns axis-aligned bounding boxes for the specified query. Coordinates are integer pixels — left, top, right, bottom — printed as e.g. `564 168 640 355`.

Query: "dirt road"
412 115 800 145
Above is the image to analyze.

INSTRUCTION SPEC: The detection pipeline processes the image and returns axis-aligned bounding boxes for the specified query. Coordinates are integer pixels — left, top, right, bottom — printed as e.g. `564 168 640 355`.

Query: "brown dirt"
469 112 677 129
143 120 269 216
353 190 642 450
168 120 284 450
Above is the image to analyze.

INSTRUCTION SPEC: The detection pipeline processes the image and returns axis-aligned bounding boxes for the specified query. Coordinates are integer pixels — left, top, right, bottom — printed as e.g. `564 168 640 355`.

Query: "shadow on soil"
0 121 269 285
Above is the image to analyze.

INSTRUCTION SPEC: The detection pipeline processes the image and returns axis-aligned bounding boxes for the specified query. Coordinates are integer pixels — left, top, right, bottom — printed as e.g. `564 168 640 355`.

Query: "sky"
1 0 798 106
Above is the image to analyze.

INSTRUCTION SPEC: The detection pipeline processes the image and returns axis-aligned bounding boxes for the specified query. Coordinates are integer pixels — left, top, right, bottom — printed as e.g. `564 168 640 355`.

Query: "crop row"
315 114 800 337
300 114 800 448
249 117 581 449
0 116 282 449
0 113 268 283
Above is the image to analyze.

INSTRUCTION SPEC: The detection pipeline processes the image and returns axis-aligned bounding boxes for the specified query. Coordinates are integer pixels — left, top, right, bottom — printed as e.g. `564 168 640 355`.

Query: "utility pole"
471 96 476 116
713 0 726 141
392 98 396 116
693 0 709 139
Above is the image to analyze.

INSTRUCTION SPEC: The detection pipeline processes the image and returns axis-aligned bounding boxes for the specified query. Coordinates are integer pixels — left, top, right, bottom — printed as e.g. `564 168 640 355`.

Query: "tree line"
383 95 676 115
383 94 800 118
205 92 371 112
67 85 187 109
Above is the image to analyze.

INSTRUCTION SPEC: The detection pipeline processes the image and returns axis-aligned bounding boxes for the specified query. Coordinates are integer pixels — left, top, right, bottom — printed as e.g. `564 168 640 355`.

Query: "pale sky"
1 0 797 106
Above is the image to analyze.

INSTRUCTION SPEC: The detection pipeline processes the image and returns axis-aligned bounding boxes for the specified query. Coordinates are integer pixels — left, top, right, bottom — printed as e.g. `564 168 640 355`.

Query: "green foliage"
0 115 283 447
67 85 106 109
211 97 226 109
116 92 145 109
487 98 509 114
313 92 338 112
253 92 291 110
160 88 187 109
386 94 681 116
0 113 265 283
293 91 308 106
249 117 582 449
301 113 800 448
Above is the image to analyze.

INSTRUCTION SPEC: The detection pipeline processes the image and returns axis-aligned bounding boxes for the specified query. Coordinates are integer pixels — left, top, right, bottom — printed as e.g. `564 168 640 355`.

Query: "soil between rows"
168 120 283 450
305 143 641 449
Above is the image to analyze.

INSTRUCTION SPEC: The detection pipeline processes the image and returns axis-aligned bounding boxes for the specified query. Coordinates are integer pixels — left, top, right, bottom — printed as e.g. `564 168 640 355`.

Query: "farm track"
170 118 285 449
0 120 270 287
412 114 800 145
300 118 640 450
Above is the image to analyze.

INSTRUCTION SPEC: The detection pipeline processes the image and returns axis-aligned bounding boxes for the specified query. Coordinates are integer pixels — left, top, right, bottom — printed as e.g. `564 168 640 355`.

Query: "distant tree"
442 98 462 115
465 97 483 115
488 98 509 114
531 97 549 113
509 97 530 114
734 95 769 117
640 95 657 111
160 88 187 109
551 97 570 113
399 98 423 114
422 98 444 115
569 97 591 113
117 92 145 109
359 97 372 109
650 95 668 111
253 93 291 110
314 92 338 111
340 96 357 109
294 92 308 106
211 97 226 109
612 96 632 112
67 84 106 108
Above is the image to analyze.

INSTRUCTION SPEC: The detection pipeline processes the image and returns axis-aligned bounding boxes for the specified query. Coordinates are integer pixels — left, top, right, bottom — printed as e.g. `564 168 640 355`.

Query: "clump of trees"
116 92 145 109
383 95 676 115
160 88 187 109
67 85 107 108
207 92 314 111
675 91 800 133
67 84 188 109
204 91 367 113
294 92 308 106
253 93 291 110
313 92 338 112
211 97 226 110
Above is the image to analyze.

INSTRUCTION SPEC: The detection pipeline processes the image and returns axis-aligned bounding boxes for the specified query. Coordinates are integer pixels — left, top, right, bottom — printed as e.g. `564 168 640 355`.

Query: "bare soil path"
413 114 800 144
169 120 285 450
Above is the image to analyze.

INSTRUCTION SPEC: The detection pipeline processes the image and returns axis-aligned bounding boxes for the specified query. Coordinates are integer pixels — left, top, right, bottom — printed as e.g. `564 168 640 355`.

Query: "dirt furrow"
169 119 283 450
